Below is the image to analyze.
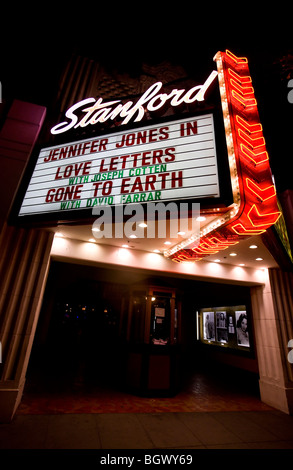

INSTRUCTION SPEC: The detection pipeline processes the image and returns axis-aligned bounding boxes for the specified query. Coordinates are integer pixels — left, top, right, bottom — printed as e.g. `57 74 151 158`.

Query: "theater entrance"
26 260 185 396
23 259 263 414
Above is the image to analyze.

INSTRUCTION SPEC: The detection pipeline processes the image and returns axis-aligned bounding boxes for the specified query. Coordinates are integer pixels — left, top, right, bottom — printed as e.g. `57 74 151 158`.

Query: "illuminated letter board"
18 114 220 217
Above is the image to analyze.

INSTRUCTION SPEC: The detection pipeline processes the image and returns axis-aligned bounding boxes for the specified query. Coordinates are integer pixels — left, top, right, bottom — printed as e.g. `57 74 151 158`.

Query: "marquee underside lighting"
166 50 281 262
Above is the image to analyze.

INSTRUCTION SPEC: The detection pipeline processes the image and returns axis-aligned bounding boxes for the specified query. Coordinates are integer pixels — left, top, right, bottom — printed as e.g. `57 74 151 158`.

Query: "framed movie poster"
228 315 235 334
216 311 228 343
235 310 250 347
203 312 215 341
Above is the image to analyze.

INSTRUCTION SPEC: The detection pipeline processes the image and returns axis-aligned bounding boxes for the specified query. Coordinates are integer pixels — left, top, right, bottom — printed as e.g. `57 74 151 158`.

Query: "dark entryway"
25 260 260 404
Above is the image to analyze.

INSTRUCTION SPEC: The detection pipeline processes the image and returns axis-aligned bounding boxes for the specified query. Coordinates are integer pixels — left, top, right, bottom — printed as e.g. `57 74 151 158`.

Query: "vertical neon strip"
166 50 281 262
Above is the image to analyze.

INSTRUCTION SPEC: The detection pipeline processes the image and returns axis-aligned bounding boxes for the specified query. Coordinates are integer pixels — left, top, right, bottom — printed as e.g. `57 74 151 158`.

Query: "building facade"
0 49 293 422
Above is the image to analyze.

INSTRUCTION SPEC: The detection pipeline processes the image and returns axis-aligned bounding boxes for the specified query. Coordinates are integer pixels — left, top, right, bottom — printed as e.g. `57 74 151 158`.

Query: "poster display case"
199 305 251 352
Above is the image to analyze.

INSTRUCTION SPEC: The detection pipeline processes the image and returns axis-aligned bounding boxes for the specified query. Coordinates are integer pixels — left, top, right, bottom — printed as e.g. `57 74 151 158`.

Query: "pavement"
1 363 293 464
0 409 293 451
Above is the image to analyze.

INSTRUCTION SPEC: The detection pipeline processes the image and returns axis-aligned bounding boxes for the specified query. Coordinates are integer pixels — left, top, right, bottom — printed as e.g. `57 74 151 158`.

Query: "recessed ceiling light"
153 249 160 253
92 227 100 232
55 232 64 237
256 257 263 261
129 234 137 238
88 238 96 243
122 244 129 248
164 241 172 245
196 216 206 221
138 223 147 228
177 231 186 236
213 259 221 262
229 252 237 256
239 263 245 266
249 244 258 249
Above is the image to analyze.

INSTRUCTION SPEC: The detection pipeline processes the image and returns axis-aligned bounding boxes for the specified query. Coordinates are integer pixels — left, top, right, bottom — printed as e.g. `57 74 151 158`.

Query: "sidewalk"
1 364 293 453
0 409 293 450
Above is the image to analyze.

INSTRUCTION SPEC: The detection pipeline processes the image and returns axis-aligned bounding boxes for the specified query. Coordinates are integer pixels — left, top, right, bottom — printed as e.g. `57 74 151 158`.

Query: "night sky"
1 17 293 191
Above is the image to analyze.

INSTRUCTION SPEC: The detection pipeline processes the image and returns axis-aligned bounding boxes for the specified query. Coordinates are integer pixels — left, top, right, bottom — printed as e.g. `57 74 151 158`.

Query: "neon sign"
165 50 281 262
50 71 218 135
19 50 281 263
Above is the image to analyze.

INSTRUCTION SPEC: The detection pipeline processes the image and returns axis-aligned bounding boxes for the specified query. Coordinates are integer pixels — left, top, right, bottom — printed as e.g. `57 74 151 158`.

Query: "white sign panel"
19 114 220 217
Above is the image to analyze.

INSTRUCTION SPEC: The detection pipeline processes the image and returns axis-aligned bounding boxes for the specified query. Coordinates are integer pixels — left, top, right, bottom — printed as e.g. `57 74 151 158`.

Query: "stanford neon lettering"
51 71 218 135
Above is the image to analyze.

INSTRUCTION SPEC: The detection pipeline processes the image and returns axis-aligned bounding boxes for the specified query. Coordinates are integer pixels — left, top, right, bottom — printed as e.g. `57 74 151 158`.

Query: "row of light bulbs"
55 230 265 267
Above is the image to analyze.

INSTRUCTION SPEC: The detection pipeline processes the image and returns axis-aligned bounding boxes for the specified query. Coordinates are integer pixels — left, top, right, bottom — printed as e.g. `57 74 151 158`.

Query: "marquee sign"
17 50 281 264
165 50 281 262
18 114 220 217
